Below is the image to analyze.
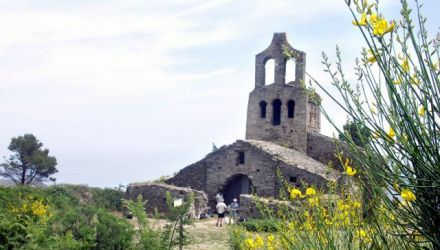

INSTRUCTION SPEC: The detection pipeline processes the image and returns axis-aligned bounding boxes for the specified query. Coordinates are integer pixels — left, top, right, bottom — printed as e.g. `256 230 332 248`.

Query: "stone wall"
166 139 339 208
307 101 321 133
254 33 306 88
306 132 350 171
125 182 208 217
246 33 310 153
239 194 295 219
245 83 309 153
166 160 207 192
204 141 278 206
275 161 333 197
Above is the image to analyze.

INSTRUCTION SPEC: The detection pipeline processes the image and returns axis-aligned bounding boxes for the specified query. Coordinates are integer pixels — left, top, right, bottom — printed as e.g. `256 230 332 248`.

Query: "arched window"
286 59 296 83
259 101 267 118
287 100 295 118
272 99 282 125
265 58 275 85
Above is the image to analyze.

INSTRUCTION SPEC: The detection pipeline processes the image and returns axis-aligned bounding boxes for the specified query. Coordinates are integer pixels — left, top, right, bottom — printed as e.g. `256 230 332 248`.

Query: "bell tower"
245 33 320 152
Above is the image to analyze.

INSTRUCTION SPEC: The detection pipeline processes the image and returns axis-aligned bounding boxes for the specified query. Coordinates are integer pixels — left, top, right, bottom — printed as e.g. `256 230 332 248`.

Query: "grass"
184 218 230 250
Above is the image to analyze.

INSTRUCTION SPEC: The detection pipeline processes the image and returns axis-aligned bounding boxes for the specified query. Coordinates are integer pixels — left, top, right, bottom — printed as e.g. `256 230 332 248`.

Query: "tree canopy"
338 121 371 148
0 134 58 185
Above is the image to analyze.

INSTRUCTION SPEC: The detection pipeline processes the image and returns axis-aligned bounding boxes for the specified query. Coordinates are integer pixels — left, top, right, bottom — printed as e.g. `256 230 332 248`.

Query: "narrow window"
287 100 295 118
289 176 297 183
265 59 275 85
237 151 245 165
259 101 267 118
272 99 282 125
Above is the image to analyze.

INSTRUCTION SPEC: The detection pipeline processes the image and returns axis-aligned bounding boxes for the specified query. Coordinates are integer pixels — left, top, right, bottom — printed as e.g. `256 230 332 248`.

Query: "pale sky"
1 0 439 187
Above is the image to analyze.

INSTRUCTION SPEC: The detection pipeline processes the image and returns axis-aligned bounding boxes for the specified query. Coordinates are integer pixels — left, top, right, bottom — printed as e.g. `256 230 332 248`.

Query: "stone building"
164 33 344 206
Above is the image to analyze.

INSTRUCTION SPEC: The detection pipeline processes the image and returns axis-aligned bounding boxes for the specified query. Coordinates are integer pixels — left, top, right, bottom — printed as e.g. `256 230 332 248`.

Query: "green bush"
239 219 279 232
228 226 248 250
0 185 132 249
95 210 133 250
90 187 124 211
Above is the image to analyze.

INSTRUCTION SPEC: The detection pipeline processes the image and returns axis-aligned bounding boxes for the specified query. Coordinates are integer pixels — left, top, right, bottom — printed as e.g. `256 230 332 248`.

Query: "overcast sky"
1 0 439 187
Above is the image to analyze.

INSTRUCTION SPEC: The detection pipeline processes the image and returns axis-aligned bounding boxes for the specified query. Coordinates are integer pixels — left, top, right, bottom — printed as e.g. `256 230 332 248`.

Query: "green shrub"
239 219 279 232
90 187 124 211
95 210 133 250
0 185 134 249
228 226 248 250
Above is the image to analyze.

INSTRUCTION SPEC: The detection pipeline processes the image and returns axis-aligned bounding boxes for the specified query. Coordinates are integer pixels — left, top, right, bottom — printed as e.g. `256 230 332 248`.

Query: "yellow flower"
401 188 416 202
267 234 276 250
346 166 357 176
290 188 303 200
369 13 378 24
337 200 350 211
305 187 317 196
418 106 425 116
352 13 367 26
303 220 314 231
267 234 275 243
388 127 395 137
303 211 310 218
254 235 264 248
352 200 362 208
386 21 395 33
401 57 410 73
344 158 357 176
370 106 377 114
324 218 333 225
308 197 319 207
244 238 255 250
31 200 48 217
393 76 403 84
357 229 367 238
373 19 394 36
367 49 378 63
411 74 420 85
356 229 371 242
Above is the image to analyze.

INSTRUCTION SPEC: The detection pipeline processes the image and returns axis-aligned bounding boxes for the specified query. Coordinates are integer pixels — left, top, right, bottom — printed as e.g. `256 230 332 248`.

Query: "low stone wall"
239 194 295 219
125 182 208 217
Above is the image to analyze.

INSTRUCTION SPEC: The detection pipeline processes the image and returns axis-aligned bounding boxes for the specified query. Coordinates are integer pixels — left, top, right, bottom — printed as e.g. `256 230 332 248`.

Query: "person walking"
228 198 239 225
216 200 227 227
215 191 224 203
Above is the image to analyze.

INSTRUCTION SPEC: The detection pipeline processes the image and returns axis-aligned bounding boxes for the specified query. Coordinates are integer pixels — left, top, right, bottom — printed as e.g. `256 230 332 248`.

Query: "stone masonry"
246 32 320 153
125 182 208 217
128 33 347 213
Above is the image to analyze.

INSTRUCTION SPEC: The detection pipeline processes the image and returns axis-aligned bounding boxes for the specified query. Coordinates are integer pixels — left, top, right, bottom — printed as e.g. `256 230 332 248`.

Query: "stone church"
162 33 344 206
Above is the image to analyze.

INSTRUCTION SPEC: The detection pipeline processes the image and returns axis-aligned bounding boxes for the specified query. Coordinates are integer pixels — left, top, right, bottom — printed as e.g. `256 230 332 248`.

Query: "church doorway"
221 174 252 205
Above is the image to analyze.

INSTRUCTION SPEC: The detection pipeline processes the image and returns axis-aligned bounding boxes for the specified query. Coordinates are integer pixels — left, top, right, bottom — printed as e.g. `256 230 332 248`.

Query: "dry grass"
123 214 231 249
184 218 230 250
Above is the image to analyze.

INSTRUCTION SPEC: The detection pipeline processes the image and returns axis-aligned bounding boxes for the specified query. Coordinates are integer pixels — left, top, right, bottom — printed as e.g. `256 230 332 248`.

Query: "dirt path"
184 218 230 250
124 214 231 249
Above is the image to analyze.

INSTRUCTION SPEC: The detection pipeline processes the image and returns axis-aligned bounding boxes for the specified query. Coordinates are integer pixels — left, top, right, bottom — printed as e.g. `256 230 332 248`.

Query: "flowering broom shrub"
231 0 439 249
230 174 405 249
315 0 439 248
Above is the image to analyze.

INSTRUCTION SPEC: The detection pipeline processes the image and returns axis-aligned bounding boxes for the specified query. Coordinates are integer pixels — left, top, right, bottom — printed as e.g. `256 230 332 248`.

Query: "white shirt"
216 202 227 214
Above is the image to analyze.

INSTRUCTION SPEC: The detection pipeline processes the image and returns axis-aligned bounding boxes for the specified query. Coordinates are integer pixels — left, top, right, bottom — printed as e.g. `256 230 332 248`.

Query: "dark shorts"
218 212 225 218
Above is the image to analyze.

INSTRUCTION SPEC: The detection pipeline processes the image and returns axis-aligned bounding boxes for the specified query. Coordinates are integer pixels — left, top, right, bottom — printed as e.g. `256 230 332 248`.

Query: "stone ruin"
126 33 349 218
125 182 208 217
